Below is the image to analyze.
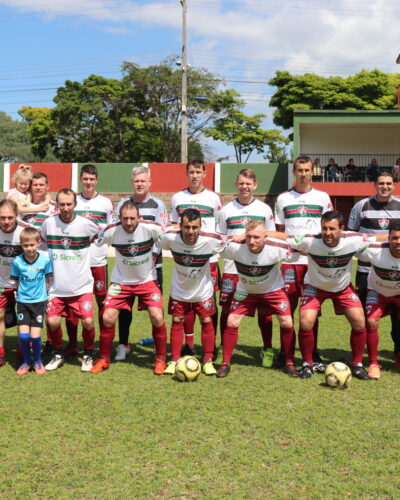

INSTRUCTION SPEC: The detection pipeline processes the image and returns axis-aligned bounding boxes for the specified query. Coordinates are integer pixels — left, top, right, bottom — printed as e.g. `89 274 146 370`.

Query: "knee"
102 310 116 326
279 316 293 329
173 316 184 324
82 318 94 330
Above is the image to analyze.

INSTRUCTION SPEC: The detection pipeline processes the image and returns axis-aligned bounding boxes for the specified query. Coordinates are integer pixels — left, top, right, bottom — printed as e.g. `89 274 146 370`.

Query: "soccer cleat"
81 353 94 372
216 363 231 378
180 344 196 357
45 353 64 371
274 351 286 369
33 363 46 375
0 357 6 367
312 361 327 374
114 344 131 361
282 363 299 378
17 363 30 376
154 359 166 375
368 363 381 380
164 361 177 375
351 363 370 380
260 347 275 368
42 340 54 355
64 343 79 359
213 345 223 365
202 360 217 376
299 362 313 379
394 351 400 369
90 358 110 373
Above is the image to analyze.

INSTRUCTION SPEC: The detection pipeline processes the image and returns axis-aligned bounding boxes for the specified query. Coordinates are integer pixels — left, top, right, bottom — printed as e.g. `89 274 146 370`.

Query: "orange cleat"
90 358 110 373
154 359 166 375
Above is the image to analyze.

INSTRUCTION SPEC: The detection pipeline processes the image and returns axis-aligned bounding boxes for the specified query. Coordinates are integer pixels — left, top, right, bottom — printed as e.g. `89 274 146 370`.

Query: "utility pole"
180 0 188 163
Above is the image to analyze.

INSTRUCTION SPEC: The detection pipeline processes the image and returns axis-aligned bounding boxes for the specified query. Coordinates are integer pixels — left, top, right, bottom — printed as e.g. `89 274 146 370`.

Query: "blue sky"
2 0 400 161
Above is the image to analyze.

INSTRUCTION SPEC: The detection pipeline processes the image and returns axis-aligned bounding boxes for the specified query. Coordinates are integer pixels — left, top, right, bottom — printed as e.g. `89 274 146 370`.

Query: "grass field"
1 258 400 499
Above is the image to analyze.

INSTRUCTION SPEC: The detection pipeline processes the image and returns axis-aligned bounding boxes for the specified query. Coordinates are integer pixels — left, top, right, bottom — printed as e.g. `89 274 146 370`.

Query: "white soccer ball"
325 362 352 389
175 356 201 382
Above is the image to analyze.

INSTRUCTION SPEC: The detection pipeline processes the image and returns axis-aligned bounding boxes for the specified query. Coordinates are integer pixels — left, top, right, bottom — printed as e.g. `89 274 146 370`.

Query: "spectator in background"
366 158 380 182
327 158 343 182
393 158 400 182
344 158 357 182
312 158 323 182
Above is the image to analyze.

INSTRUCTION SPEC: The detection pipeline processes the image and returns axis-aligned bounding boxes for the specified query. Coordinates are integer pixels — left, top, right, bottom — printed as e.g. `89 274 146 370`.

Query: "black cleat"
274 351 286 369
312 361 327 374
180 344 196 357
282 363 299 378
351 363 370 380
216 363 231 378
299 363 313 379
42 340 54 355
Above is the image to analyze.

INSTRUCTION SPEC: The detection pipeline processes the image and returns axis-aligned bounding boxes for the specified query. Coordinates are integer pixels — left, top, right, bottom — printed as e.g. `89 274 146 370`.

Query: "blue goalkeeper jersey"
11 253 53 303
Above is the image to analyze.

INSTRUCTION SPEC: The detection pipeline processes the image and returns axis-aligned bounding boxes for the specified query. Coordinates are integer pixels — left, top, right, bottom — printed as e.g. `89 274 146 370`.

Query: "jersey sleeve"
44 257 53 276
322 192 333 213
219 241 239 260
155 199 169 230
216 207 228 235
155 231 173 251
10 259 20 280
274 196 285 226
170 194 179 224
106 198 114 225
348 201 362 231
95 225 115 247
264 205 276 230
286 234 313 253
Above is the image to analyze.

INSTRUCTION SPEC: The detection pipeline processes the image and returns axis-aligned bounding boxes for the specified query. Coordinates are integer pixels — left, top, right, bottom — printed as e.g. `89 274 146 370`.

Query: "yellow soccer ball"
175 356 201 382
325 362 352 389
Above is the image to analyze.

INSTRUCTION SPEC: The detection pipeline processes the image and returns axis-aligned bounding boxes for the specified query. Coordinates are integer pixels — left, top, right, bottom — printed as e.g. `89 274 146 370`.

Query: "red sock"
82 327 95 351
0 346 4 357
171 322 184 361
219 311 229 345
50 326 63 351
99 324 115 360
280 326 295 365
222 326 238 364
299 328 314 365
212 309 218 343
312 318 319 353
350 328 366 365
281 326 296 354
185 333 194 349
152 323 167 360
65 317 79 347
184 310 195 342
201 321 215 362
258 314 273 349
366 327 379 365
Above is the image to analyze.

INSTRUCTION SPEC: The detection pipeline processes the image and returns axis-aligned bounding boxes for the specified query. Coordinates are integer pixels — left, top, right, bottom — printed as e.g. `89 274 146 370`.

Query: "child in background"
7 165 51 215
11 227 53 375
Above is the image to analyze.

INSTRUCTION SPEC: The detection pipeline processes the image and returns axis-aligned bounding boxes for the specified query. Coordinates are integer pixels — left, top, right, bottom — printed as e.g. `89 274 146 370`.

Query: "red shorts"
281 263 307 298
168 296 215 318
0 289 15 309
104 281 163 311
219 273 239 307
46 293 94 319
300 284 362 314
229 288 291 317
91 266 108 296
210 262 221 292
366 289 400 320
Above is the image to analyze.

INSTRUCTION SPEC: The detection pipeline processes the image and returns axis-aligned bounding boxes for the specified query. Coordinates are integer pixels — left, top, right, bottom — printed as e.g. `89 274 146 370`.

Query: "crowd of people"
1 157 399 381
312 157 400 183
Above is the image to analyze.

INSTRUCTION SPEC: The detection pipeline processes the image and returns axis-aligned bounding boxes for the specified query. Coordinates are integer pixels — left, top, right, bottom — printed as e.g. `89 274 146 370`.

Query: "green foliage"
205 101 288 163
18 107 57 160
269 69 400 129
1 258 400 498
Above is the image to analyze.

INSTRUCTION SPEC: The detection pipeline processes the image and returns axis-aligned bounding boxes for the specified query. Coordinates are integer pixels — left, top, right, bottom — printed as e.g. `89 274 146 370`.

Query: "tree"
18 107 56 159
205 106 288 163
268 69 400 130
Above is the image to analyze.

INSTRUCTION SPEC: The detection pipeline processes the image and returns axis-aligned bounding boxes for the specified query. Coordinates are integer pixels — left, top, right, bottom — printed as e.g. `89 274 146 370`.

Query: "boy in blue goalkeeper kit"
11 227 53 375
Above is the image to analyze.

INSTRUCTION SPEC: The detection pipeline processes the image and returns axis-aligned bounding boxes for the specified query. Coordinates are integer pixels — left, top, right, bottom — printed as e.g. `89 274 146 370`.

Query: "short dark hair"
186 159 205 172
56 188 76 204
32 172 48 183
119 200 139 217
321 210 344 227
293 155 312 171
389 221 400 234
0 199 18 215
180 208 201 223
376 171 394 182
80 164 98 178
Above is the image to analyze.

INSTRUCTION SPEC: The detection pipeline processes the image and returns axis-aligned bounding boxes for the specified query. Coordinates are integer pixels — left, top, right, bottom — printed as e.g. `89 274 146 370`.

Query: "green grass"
1 258 399 499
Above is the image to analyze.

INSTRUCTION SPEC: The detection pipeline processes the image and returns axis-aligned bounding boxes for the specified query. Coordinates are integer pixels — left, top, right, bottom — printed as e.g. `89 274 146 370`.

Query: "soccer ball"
175 356 201 382
325 362 352 389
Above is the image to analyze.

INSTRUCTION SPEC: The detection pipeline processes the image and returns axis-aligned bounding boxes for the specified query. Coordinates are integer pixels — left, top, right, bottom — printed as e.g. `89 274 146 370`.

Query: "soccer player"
216 220 296 378
274 155 333 369
268 210 386 380
113 165 167 361
11 227 53 375
91 201 167 375
0 199 27 366
156 208 227 376
171 159 222 355
348 171 400 366
357 222 400 379
41 189 100 372
60 164 114 357
217 168 276 367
